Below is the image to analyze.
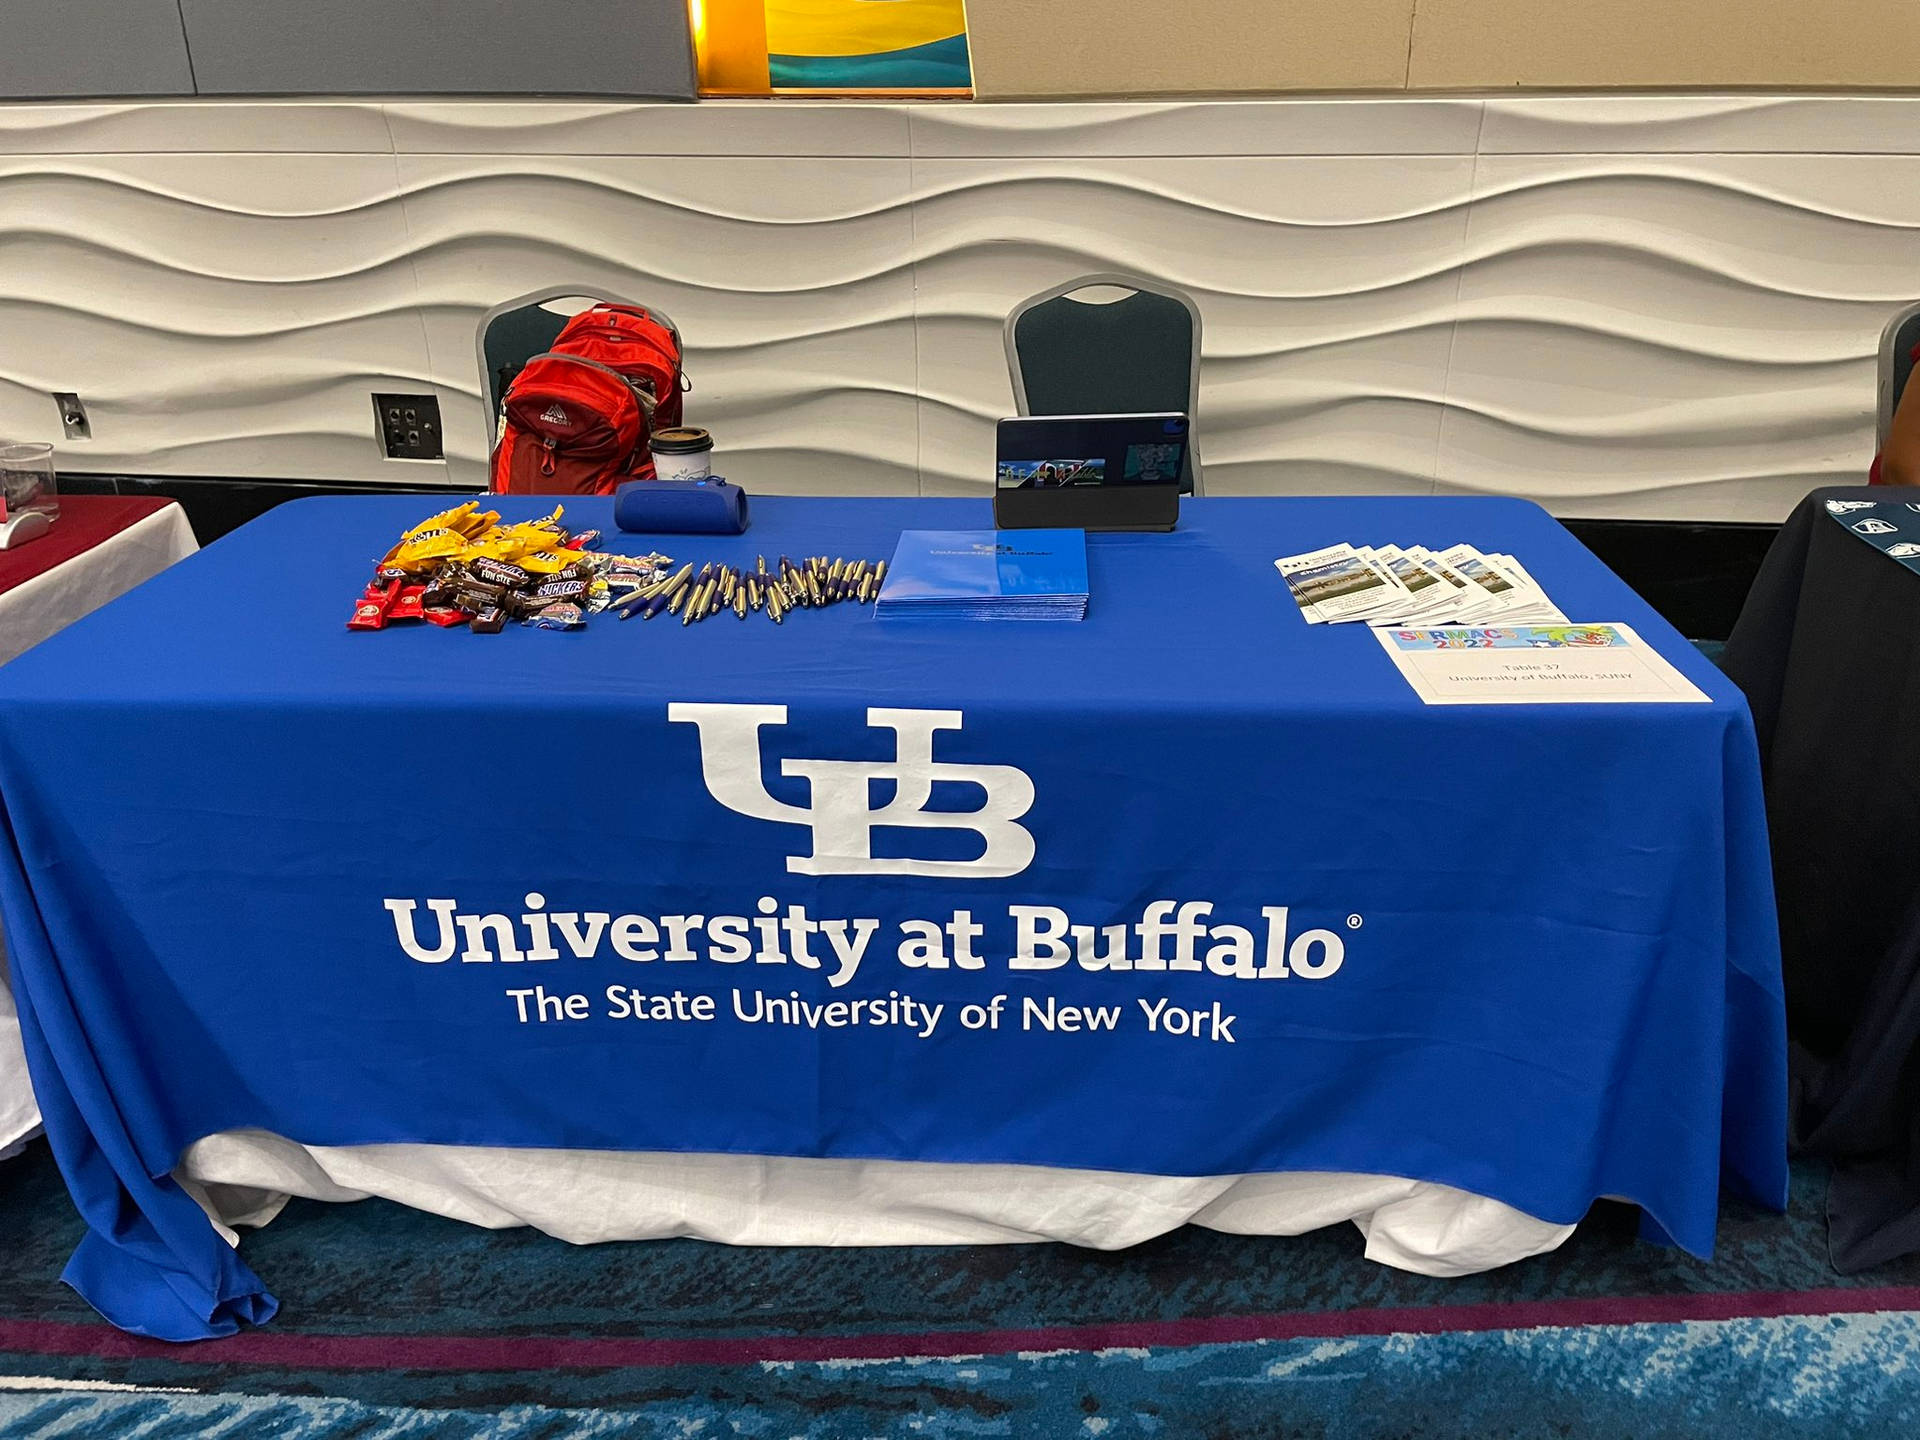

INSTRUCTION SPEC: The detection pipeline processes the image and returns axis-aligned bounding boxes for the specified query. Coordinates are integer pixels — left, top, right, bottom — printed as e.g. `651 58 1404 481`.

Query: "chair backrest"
1878 301 1920 450
1005 275 1204 495
475 286 676 444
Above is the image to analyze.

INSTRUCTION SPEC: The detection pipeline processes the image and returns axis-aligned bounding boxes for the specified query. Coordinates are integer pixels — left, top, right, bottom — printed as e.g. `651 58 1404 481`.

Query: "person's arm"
1884 352 1920 487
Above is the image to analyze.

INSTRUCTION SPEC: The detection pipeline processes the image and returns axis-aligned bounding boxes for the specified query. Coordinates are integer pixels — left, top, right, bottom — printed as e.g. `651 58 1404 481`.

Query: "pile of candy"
348 502 672 633
614 554 888 625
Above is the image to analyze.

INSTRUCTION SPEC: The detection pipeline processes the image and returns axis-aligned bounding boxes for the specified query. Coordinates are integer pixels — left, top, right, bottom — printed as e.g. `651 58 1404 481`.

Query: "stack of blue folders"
876 529 1088 621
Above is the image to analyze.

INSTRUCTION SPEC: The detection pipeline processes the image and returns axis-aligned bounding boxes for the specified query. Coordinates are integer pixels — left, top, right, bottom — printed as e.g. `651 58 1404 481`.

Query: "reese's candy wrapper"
469 605 507 634
529 601 584 630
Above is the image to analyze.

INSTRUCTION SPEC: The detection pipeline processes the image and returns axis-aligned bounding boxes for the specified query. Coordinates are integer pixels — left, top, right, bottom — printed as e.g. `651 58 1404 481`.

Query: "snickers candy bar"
532 576 589 602
467 557 534 590
454 581 507 612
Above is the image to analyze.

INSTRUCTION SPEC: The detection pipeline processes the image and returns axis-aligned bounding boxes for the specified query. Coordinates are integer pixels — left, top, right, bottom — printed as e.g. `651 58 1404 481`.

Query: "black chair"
1878 301 1920 450
1005 275 1205 495
475 286 678 445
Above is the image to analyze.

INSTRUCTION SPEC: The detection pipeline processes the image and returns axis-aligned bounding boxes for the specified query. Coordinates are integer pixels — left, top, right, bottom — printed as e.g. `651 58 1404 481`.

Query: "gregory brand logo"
669 703 1036 878
540 403 571 426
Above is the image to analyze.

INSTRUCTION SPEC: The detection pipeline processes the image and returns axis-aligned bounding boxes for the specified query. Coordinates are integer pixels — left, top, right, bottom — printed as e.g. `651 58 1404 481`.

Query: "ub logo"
1854 518 1898 535
668 703 1036 878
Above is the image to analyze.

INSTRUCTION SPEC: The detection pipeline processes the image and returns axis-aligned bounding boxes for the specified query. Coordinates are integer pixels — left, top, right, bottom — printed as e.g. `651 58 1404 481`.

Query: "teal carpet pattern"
1 1142 1917 1436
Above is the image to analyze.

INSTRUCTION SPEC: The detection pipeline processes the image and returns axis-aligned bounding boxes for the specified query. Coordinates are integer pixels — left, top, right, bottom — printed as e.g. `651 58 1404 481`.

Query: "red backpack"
491 304 685 495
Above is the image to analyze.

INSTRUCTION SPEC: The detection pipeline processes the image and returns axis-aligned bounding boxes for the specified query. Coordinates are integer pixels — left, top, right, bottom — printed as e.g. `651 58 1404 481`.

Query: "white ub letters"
669 703 1036 878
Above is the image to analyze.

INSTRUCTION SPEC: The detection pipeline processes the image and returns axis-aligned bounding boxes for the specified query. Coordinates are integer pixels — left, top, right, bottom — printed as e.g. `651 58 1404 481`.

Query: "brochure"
1276 540 1567 627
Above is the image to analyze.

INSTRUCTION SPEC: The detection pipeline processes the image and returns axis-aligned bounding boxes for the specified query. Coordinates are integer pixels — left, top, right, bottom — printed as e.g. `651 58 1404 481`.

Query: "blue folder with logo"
876 529 1088 620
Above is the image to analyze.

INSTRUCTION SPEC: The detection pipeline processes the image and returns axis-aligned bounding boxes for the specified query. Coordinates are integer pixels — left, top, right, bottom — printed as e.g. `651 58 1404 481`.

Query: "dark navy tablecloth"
0 494 1786 1339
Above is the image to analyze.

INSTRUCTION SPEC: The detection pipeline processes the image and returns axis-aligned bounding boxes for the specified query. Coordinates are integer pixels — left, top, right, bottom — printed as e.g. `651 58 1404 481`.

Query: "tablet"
992 413 1187 532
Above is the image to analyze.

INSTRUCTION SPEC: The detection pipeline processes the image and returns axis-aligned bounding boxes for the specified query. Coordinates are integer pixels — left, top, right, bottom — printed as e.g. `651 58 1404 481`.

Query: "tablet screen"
995 414 1188 490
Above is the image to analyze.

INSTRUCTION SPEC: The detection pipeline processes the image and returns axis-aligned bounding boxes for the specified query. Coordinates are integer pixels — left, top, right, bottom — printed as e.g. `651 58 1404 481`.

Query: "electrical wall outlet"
53 392 91 440
373 393 443 460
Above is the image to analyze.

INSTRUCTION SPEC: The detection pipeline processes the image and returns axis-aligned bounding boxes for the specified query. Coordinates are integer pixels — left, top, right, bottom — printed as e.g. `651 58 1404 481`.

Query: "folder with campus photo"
876 529 1089 621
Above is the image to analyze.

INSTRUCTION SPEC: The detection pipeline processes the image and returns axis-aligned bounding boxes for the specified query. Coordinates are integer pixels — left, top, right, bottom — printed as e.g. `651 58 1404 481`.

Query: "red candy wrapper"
423 606 469 628
347 579 401 631
388 584 428 622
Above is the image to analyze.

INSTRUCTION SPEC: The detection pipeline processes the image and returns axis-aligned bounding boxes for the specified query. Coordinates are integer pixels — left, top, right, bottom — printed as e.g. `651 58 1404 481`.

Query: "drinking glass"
0 442 57 523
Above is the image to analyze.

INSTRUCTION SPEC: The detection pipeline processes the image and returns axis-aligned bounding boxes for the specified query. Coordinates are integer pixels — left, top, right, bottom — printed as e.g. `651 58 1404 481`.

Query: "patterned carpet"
1 1142 1917 1437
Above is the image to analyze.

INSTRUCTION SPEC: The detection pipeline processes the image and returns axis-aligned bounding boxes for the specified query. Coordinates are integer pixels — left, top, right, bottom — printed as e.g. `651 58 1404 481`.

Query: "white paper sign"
1373 623 1710 705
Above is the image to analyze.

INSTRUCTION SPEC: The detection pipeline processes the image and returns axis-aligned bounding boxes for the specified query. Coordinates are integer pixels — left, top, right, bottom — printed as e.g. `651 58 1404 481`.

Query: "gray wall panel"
180 0 695 98
0 1 195 98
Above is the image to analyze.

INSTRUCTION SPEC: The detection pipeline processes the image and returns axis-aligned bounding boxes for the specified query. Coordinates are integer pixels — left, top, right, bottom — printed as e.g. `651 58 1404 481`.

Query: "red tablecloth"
0 495 180 598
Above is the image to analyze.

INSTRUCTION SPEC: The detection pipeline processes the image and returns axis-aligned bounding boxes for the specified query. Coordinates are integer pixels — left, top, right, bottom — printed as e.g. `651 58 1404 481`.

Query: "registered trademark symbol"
1346 914 1363 929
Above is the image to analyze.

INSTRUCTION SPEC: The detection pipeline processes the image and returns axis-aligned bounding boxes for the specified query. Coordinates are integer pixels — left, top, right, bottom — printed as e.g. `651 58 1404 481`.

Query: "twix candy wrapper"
348 578 402 631
388 584 427 622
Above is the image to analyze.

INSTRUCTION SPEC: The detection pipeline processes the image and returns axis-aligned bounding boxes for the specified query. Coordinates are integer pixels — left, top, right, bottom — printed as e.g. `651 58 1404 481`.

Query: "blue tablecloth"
0 494 1786 1340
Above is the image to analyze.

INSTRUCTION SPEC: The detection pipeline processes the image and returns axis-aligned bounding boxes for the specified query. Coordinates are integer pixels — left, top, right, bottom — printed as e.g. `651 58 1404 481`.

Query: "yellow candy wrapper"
379 500 503 571
516 547 586 575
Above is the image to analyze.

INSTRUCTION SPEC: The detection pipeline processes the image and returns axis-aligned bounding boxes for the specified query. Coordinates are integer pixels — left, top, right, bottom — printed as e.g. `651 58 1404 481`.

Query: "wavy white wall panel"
1440 155 1920 518
0 103 394 154
384 102 911 156
0 96 1915 519
0 153 437 479
904 100 1486 157
1478 96 1920 154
